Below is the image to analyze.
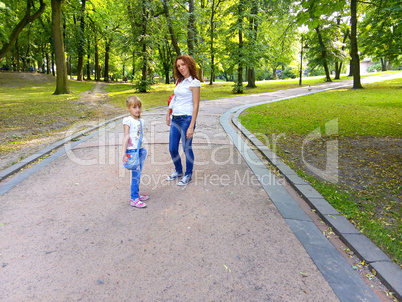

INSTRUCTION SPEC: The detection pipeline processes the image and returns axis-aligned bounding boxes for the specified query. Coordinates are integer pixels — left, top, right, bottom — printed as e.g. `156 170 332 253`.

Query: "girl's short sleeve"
189 78 201 88
122 116 130 126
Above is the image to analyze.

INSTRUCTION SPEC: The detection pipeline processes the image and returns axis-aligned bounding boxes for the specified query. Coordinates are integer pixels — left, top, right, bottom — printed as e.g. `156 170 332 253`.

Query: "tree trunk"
315 26 332 82
140 41 147 89
132 49 136 77
335 62 342 79
51 52 55 76
350 0 363 89
76 0 86 81
209 0 216 85
0 0 46 61
163 0 180 57
51 0 70 94
16 38 20 72
86 37 91 80
209 0 222 85
235 1 244 94
138 3 149 92
157 40 172 85
95 35 100 81
247 68 256 87
86 54 91 80
380 58 386 71
45 48 49 74
187 0 195 57
246 0 258 88
104 40 110 82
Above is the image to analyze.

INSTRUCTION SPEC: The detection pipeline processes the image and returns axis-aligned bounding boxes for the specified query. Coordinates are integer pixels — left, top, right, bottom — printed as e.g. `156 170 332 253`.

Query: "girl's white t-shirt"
169 76 201 116
122 116 145 150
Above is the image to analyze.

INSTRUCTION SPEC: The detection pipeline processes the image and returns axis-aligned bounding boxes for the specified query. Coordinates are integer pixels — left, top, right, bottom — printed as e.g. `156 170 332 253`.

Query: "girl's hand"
186 126 194 139
122 154 128 163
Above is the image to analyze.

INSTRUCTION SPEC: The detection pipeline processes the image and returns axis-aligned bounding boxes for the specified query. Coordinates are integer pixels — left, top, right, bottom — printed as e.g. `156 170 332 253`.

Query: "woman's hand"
166 111 171 126
186 125 194 139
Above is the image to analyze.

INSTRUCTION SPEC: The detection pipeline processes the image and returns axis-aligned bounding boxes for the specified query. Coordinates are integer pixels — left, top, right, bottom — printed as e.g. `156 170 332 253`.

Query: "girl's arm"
187 86 200 139
122 124 130 163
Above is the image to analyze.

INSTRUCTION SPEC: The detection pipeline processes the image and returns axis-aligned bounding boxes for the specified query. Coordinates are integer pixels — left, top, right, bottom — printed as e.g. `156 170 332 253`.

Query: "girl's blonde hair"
126 95 142 117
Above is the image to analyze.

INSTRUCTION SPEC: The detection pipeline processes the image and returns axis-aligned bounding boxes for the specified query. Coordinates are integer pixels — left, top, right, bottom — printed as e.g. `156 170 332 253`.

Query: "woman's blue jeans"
169 116 195 177
126 148 147 200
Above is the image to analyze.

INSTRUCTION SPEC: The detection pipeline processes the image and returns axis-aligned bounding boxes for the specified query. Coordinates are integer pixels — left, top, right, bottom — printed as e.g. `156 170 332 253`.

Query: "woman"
166 55 201 186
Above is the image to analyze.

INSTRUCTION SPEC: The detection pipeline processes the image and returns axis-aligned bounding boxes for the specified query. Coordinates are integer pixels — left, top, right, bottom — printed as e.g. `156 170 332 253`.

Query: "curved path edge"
220 75 402 301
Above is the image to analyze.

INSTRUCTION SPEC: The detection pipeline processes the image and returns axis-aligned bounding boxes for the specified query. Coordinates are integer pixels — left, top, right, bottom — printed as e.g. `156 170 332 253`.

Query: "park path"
0 74 400 301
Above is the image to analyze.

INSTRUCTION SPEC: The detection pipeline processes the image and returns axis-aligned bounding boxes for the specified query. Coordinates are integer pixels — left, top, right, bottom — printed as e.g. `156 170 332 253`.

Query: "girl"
166 55 201 186
122 96 149 208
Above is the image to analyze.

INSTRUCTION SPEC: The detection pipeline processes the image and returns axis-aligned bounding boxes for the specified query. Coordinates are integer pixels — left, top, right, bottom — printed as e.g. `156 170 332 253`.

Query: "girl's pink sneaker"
139 195 149 201
130 198 146 208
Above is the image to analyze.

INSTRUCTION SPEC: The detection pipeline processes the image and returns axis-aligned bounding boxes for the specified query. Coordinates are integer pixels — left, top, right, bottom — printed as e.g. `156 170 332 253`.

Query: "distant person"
122 96 149 208
166 55 201 186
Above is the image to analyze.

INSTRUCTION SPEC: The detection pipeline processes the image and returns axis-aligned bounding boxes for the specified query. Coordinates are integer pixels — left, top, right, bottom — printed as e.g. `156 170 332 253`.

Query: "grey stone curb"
221 107 380 302
0 103 171 184
0 114 129 198
229 92 402 301
0 114 127 183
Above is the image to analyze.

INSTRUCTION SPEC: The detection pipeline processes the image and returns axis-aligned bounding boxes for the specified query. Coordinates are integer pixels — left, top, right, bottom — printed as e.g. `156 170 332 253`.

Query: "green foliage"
133 78 153 93
359 0 402 66
232 82 244 94
281 67 297 79
367 62 382 73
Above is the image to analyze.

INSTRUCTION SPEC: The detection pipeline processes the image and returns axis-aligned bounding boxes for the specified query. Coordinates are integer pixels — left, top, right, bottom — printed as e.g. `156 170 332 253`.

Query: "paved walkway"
0 74 401 301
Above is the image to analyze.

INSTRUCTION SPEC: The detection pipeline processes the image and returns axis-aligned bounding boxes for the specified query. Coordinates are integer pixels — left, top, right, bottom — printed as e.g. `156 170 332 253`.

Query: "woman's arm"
187 86 200 139
166 108 172 126
121 124 130 163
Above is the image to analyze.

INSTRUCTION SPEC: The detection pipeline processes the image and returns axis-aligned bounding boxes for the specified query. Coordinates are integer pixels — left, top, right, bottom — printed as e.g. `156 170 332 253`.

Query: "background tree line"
0 0 401 94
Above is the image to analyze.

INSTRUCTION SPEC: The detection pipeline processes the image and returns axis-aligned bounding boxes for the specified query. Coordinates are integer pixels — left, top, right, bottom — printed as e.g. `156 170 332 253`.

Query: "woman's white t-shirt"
169 76 201 116
122 116 145 150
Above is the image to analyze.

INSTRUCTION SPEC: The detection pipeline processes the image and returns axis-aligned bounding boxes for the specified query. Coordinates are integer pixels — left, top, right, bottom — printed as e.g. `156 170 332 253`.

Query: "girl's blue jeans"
169 116 195 177
126 148 147 200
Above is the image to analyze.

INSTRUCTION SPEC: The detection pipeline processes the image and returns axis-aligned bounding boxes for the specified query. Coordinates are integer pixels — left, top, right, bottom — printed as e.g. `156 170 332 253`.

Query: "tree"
334 16 349 80
207 0 223 85
51 0 70 94
350 0 362 88
187 0 196 56
360 0 402 70
162 0 181 57
0 0 46 62
246 0 259 88
76 0 86 81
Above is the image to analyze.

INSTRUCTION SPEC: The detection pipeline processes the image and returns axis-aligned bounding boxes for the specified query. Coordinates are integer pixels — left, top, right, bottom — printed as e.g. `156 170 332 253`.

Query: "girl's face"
176 59 190 78
127 104 141 118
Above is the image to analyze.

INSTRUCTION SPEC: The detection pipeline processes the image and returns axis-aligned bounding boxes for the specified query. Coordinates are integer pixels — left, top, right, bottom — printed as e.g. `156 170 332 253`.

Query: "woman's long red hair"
173 55 199 83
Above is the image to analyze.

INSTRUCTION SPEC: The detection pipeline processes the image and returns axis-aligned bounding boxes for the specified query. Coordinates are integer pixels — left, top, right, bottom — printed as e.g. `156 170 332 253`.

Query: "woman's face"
176 59 190 78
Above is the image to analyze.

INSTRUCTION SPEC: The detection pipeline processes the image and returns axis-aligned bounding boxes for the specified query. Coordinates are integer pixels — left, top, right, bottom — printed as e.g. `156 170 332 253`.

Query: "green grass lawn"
0 74 94 153
239 77 402 266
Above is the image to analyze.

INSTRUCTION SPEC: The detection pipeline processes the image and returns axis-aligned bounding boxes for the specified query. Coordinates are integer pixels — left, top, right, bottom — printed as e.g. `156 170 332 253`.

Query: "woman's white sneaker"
166 171 183 181
178 175 192 186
